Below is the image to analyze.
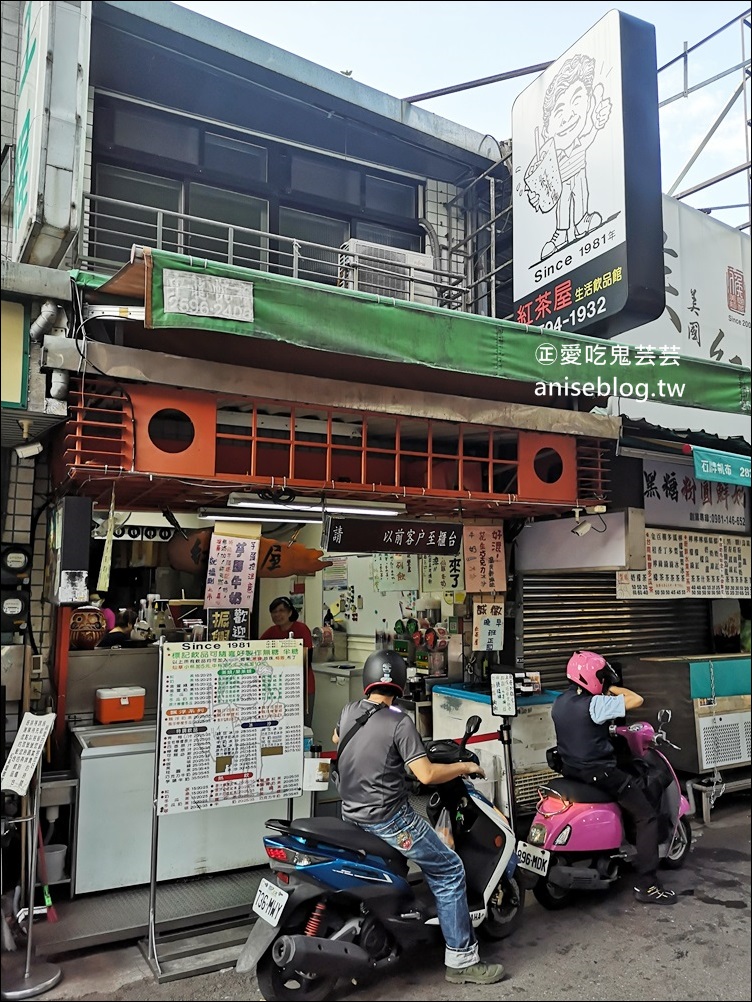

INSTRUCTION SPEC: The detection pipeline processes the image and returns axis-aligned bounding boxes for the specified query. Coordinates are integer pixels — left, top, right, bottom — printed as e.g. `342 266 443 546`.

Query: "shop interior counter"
66 647 161 720
71 722 311 895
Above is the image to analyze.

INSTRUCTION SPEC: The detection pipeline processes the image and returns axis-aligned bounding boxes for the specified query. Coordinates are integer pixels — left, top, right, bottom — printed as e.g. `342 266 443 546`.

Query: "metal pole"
497 719 516 835
146 639 166 976
1 758 62 1000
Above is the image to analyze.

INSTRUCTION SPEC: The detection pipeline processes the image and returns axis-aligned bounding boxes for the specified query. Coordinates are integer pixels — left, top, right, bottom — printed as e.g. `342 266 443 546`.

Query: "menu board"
1 712 56 797
463 524 505 593
644 529 690 598
685 533 725 597
616 531 750 600
722 535 751 598
156 639 303 815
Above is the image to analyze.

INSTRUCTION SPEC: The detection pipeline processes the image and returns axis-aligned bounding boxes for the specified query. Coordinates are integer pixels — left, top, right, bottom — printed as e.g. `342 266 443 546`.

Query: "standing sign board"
512 10 663 338
156 639 304 814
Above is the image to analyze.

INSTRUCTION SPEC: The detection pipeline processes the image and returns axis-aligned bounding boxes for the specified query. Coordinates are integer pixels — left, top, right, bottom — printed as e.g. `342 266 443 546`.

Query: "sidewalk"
3 789 750 1002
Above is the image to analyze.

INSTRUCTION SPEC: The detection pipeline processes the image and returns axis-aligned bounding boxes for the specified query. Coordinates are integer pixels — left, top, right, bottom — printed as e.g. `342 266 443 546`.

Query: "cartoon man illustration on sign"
524 53 612 260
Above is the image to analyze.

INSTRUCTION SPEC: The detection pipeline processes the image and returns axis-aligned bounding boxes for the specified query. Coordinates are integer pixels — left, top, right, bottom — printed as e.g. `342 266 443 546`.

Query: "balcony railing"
78 191 469 309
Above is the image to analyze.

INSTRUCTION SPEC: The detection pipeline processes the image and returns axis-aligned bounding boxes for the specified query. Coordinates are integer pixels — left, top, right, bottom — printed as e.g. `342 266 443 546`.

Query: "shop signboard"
323 517 462 555
642 459 749 532
611 196 751 439
512 10 663 338
13 1 90 265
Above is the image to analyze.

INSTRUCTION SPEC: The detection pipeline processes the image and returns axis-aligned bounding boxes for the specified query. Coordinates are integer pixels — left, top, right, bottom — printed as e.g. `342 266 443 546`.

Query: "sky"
172 1 751 229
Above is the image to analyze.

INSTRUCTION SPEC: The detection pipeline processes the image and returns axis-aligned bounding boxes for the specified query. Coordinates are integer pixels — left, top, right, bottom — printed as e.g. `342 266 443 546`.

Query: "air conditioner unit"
338 239 438 305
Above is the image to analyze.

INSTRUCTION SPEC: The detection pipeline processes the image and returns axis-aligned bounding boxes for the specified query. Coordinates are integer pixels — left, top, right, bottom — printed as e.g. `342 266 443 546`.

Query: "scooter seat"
279 816 410 875
547 776 616 804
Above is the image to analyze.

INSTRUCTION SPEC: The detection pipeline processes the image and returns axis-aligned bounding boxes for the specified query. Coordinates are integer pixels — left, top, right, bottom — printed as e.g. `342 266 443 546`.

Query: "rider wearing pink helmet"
551 651 677 906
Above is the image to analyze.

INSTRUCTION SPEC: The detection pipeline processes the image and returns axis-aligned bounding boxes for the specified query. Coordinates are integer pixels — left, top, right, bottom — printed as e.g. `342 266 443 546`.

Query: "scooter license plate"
516 840 550 876
253 878 289 927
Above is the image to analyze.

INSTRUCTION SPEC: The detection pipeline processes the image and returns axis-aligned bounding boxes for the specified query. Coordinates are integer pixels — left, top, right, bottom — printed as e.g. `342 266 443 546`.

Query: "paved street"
10 790 751 1002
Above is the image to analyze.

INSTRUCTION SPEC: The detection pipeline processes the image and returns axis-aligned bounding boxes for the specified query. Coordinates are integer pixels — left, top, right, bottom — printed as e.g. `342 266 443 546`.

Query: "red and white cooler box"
95 685 146 724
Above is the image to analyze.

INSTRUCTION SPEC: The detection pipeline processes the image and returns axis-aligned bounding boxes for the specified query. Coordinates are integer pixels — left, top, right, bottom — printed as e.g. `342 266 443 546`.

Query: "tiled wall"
2 449 52 671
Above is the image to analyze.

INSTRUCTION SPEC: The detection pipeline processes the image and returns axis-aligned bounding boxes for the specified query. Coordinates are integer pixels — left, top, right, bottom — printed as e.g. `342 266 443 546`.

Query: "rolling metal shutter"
521 572 711 690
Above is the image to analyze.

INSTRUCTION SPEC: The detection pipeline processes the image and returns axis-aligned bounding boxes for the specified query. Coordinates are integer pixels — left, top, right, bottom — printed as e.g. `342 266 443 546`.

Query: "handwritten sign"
372 553 420 591
463 524 505 593
420 553 465 592
204 535 260 610
1 713 56 796
472 599 505 651
207 607 252 641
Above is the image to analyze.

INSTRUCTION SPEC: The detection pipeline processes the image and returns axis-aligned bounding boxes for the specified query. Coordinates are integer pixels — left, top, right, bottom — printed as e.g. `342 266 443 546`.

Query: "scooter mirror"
465 715 482 736
459 714 482 756
657 708 672 726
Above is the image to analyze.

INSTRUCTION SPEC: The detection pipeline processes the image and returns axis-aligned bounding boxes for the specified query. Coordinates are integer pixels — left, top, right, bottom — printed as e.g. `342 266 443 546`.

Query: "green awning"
72 248 751 416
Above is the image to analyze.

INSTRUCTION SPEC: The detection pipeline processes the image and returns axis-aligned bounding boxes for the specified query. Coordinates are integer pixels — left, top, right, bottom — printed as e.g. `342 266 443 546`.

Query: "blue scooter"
236 715 524 1001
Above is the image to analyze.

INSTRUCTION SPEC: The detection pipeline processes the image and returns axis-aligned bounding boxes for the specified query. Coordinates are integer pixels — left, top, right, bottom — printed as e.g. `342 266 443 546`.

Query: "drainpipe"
29 300 59 342
30 300 70 400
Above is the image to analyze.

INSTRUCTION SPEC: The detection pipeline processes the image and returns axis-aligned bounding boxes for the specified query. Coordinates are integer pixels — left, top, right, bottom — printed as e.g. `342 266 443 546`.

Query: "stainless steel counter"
66 647 160 719
71 722 313 895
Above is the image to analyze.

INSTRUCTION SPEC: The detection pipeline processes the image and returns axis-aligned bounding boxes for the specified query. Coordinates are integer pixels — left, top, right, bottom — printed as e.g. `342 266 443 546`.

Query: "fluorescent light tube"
198 509 322 524
226 493 405 517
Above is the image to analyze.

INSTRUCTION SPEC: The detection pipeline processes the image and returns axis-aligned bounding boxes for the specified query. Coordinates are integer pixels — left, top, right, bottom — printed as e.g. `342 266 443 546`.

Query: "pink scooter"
517 709 692 909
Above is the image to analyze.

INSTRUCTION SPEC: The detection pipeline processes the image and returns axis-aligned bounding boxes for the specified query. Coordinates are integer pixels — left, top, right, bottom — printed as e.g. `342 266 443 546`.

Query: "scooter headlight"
527 824 547 845
553 825 572 847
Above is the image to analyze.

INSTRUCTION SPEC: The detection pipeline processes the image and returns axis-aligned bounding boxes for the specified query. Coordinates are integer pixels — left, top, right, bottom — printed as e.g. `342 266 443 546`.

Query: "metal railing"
78 191 469 309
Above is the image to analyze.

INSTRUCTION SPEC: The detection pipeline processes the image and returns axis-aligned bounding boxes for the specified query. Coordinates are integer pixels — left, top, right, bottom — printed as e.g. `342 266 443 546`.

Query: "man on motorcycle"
551 651 677 906
333 649 506 984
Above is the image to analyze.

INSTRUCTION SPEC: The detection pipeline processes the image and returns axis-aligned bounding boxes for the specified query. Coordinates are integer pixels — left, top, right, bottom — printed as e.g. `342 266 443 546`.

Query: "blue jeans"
357 802 479 969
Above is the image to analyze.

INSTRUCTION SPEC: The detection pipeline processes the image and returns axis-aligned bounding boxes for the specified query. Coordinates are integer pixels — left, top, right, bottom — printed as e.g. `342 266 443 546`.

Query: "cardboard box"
95 686 146 724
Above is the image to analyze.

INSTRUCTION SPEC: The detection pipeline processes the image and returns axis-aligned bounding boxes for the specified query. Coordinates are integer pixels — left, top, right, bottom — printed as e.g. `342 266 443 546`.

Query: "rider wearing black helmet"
332 650 505 986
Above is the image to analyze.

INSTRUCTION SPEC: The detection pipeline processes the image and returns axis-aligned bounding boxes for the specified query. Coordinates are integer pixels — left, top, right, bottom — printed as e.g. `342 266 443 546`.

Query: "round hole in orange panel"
148 408 196 454
533 447 563 484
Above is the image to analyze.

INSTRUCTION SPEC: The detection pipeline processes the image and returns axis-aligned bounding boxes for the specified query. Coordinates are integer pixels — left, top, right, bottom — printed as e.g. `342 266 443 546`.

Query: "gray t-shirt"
334 698 427 825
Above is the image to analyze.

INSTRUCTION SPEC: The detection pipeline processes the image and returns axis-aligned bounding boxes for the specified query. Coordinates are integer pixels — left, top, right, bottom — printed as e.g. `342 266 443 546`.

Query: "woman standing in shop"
260 596 315 726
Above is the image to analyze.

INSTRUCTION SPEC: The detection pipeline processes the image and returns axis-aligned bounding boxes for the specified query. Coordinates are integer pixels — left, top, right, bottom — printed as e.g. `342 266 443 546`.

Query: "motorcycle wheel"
257 944 339 1002
478 874 526 940
532 874 575 911
662 817 692 870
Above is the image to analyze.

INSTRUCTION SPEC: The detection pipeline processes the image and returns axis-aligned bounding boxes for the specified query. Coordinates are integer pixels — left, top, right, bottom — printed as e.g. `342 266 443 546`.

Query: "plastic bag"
434 806 455 849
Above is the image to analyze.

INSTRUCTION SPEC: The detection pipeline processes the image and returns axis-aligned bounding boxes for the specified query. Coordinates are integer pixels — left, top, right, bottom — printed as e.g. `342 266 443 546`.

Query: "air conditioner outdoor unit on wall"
338 239 438 305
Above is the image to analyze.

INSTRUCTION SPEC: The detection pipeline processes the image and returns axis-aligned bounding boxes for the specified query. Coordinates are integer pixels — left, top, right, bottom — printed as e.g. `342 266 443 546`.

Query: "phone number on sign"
516 265 624 331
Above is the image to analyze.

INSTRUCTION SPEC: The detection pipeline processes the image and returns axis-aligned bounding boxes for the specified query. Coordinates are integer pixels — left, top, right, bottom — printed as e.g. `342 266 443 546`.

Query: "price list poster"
156 639 304 816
